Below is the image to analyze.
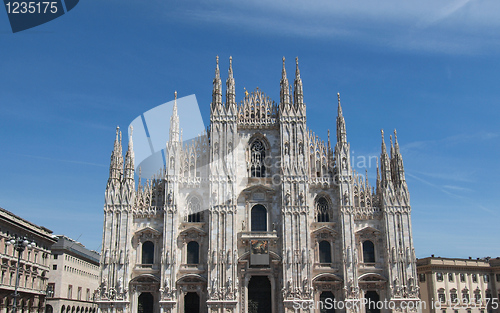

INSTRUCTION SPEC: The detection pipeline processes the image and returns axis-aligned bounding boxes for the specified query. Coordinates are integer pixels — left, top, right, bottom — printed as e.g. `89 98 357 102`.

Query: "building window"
187 212 201 223
450 292 458 303
318 241 332 264
472 274 477 283
47 283 55 298
419 273 426 282
141 241 154 264
186 241 199 265
449 273 454 282
250 139 266 177
53 264 57 270
436 273 443 282
484 274 489 282
438 290 446 303
362 240 375 263
463 291 470 304
68 285 73 299
486 292 492 303
77 287 82 301
251 205 267 232
187 197 202 222
86 289 90 301
475 292 481 303
496 274 500 282
460 273 465 282
53 254 58 259
316 197 330 222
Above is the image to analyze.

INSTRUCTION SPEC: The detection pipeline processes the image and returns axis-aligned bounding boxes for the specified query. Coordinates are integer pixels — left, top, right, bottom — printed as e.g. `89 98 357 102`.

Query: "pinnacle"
381 129 387 155
337 92 343 116
295 57 300 77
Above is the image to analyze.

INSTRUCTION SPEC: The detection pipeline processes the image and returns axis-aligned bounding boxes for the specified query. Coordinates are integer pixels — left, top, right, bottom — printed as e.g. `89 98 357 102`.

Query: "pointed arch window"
316 197 330 222
187 241 199 265
142 241 154 264
250 139 266 177
187 197 202 222
251 205 267 232
362 240 375 263
319 241 332 264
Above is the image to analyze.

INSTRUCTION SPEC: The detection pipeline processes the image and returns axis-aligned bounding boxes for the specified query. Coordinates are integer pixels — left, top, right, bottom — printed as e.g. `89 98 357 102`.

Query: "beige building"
417 256 500 313
0 207 57 313
46 236 100 313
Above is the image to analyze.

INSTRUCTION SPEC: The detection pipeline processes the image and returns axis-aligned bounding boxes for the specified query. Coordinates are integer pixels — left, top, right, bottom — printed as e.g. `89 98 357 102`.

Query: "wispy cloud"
442 185 473 192
169 0 500 54
415 0 474 29
14 153 107 168
401 131 499 152
406 172 499 217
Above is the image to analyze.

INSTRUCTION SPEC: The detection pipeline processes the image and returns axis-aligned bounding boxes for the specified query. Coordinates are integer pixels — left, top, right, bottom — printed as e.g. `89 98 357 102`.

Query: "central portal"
248 276 271 313
184 292 200 313
138 292 154 313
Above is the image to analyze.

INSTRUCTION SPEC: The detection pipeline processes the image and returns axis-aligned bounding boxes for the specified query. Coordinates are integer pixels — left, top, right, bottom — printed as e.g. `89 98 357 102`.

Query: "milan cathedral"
96 57 420 313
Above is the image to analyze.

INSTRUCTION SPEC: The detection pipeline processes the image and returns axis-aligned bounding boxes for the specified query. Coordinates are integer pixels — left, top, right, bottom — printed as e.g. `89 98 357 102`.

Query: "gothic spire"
109 126 123 181
380 129 392 186
390 134 394 159
376 159 381 194
211 56 222 113
293 57 303 108
226 56 236 111
169 91 180 143
394 129 401 155
365 168 369 188
280 57 291 111
327 129 331 152
392 129 407 188
336 92 347 144
124 126 135 181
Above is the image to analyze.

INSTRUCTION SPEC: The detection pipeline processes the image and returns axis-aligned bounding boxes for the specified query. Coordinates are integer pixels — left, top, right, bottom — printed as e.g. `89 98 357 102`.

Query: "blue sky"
0 0 499 257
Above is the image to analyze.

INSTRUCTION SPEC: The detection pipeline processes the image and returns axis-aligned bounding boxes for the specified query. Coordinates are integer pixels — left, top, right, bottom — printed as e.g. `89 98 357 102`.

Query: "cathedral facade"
96 57 420 313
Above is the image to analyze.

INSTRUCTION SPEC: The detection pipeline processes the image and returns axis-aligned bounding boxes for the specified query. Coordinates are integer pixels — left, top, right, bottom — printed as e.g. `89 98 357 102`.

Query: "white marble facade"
96 57 420 313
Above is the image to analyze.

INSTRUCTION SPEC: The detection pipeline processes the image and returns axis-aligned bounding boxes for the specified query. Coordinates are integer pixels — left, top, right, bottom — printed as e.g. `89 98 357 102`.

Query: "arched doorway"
319 291 335 313
138 292 154 313
184 292 200 313
365 291 380 313
46 305 53 313
248 276 271 313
